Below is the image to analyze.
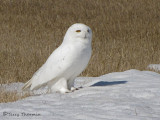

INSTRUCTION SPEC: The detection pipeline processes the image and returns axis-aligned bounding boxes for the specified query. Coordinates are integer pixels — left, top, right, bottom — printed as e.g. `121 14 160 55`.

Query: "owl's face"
64 23 92 43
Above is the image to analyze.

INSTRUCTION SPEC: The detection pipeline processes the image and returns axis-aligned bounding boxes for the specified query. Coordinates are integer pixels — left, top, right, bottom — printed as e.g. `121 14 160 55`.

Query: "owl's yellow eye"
76 30 81 32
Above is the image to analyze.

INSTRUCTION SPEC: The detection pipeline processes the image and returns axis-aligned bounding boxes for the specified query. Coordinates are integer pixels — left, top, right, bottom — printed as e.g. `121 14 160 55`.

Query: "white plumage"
22 23 92 93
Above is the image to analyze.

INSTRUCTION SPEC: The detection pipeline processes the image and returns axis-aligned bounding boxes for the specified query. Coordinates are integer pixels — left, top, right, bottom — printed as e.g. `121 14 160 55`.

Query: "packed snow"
148 64 160 72
0 69 160 120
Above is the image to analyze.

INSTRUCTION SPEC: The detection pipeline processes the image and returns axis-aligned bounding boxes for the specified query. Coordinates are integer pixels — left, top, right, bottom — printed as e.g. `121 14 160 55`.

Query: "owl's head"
63 23 92 44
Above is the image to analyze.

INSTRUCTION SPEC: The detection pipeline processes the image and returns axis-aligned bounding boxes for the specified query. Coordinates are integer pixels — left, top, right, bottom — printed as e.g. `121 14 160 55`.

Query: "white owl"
22 23 92 93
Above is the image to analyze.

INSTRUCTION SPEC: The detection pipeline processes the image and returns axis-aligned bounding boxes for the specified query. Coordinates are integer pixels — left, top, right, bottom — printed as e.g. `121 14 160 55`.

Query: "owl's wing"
22 45 73 91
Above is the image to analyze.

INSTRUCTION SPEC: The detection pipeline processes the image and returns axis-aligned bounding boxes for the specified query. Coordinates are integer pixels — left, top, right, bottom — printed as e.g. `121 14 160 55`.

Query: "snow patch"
148 64 160 72
0 69 160 120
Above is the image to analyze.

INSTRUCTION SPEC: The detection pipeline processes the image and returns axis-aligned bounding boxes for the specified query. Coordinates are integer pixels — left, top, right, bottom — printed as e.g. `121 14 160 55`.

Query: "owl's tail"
22 79 32 91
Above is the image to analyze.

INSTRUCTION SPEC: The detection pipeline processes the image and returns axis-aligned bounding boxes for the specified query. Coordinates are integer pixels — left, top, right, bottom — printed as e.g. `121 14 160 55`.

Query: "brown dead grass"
0 0 160 102
0 89 30 103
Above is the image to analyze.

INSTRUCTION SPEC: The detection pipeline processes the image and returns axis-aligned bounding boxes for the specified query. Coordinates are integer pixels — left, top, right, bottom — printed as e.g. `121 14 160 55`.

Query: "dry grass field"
0 89 30 103
0 0 160 102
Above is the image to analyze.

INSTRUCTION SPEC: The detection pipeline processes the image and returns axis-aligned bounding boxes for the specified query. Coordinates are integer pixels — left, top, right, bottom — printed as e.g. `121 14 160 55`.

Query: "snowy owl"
22 23 92 93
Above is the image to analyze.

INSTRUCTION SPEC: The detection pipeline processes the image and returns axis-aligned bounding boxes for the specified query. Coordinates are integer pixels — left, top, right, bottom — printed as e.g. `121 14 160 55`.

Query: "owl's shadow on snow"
90 81 127 87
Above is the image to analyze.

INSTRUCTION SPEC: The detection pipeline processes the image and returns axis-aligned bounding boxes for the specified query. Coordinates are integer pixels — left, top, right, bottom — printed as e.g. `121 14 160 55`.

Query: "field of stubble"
0 0 160 102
